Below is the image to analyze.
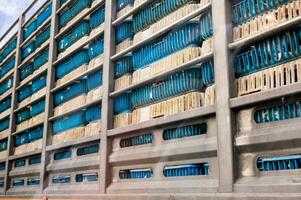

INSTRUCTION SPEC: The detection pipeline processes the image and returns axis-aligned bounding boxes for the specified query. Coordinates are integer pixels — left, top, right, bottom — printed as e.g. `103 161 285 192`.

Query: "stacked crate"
107 0 217 194
231 0 301 193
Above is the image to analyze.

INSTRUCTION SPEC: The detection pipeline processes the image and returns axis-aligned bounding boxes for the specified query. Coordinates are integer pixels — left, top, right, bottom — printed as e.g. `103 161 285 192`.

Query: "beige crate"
201 38 213 55
132 66 151 84
88 53 104 69
85 120 101 137
54 95 86 116
116 40 133 53
204 85 215 106
52 126 85 145
114 74 132 91
18 96 31 108
0 108 10 119
87 86 102 103
237 59 301 96
0 150 7 160
0 129 9 140
16 120 30 132
31 87 47 102
113 113 132 129
14 144 28 155
132 106 151 124
58 36 90 60
116 5 132 19
56 64 88 86
26 139 43 153
28 113 45 127
89 23 105 39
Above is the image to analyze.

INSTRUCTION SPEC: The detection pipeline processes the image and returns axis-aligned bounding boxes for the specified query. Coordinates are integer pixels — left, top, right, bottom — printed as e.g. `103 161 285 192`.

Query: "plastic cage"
37 2 52 26
76 173 98 182
89 37 104 60
2 38 17 59
20 63 34 81
132 22 202 70
52 175 71 184
27 178 40 186
58 21 91 53
59 0 92 28
16 108 31 124
0 77 13 95
116 0 134 11
33 49 49 71
0 139 7 152
199 12 213 40
52 111 85 134
23 20 37 40
36 26 51 48
257 154 301 171
115 21 133 45
90 6 105 30
56 49 90 79
32 75 47 93
201 61 214 86
163 163 209 177
115 56 133 78
163 123 207 140
120 133 153 148
0 97 12 113
30 99 45 117
85 105 101 123
0 118 9 133
54 80 87 106
113 92 132 114
22 41 36 61
1 56 15 77
133 0 198 33
131 67 202 108
15 160 26 168
12 180 24 187
119 168 153 179
29 155 41 165
0 162 5 171
18 85 32 102
77 144 99 156
87 71 103 91
54 149 72 160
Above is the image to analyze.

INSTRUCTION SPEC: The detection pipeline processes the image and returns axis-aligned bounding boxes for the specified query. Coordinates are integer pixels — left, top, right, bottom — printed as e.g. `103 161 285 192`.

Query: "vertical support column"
212 0 237 192
40 0 59 193
4 15 24 194
100 0 116 194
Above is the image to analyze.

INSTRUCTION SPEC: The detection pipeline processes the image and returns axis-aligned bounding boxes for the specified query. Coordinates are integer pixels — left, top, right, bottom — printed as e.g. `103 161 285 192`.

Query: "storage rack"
0 0 299 199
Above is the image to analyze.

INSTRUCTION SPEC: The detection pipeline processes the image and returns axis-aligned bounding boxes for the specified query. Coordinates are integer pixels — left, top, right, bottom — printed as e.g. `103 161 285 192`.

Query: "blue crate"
1 56 15 77
11 84 21 102
0 162 5 171
14 133 27 147
32 75 46 93
254 100 301 124
27 178 40 186
163 163 209 177
0 97 12 113
0 77 13 95
120 133 153 148
52 175 71 184
29 155 41 165
28 126 43 142
33 49 49 71
15 160 26 168
116 0 133 11
0 180 3 188
60 0 68 5
56 50 90 79
0 138 7 152
58 21 91 52
54 149 72 160
2 38 17 59
16 108 31 124
90 6 105 30
87 71 102 91
257 154 301 171
89 37 104 60
113 93 132 114
76 173 98 182
234 27 301 77
22 41 36 61
132 22 202 70
0 54 3 64
59 0 92 27
232 0 290 26
200 12 213 40
115 21 133 44
36 26 51 48
23 20 37 40
163 123 207 141
12 180 24 187
201 61 214 86
52 111 85 134
133 0 198 33
31 99 45 117
115 56 133 78
54 80 87 106
85 105 101 123
20 63 34 81
37 2 52 27
77 144 99 156
0 118 9 133
131 68 202 108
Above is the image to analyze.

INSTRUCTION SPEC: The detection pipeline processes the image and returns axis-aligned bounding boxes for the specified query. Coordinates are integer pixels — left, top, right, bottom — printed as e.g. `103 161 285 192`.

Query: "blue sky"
0 0 45 46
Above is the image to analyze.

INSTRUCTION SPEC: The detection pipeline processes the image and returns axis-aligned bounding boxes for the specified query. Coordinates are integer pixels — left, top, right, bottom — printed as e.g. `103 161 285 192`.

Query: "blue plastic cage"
115 21 133 45
22 41 36 61
201 61 215 86
0 77 13 95
34 49 49 71
36 26 51 48
89 37 104 60
0 118 9 133
0 97 12 113
119 168 153 179
2 38 17 59
31 99 45 117
257 154 301 171
77 144 99 156
1 57 15 77
90 6 105 30
120 133 153 148
20 63 34 81
18 85 32 102
37 2 52 26
16 108 31 124
52 111 86 134
32 75 47 93
163 123 207 140
115 56 133 78
85 105 101 123
163 163 209 177
87 71 103 91
23 20 37 40
113 92 132 114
